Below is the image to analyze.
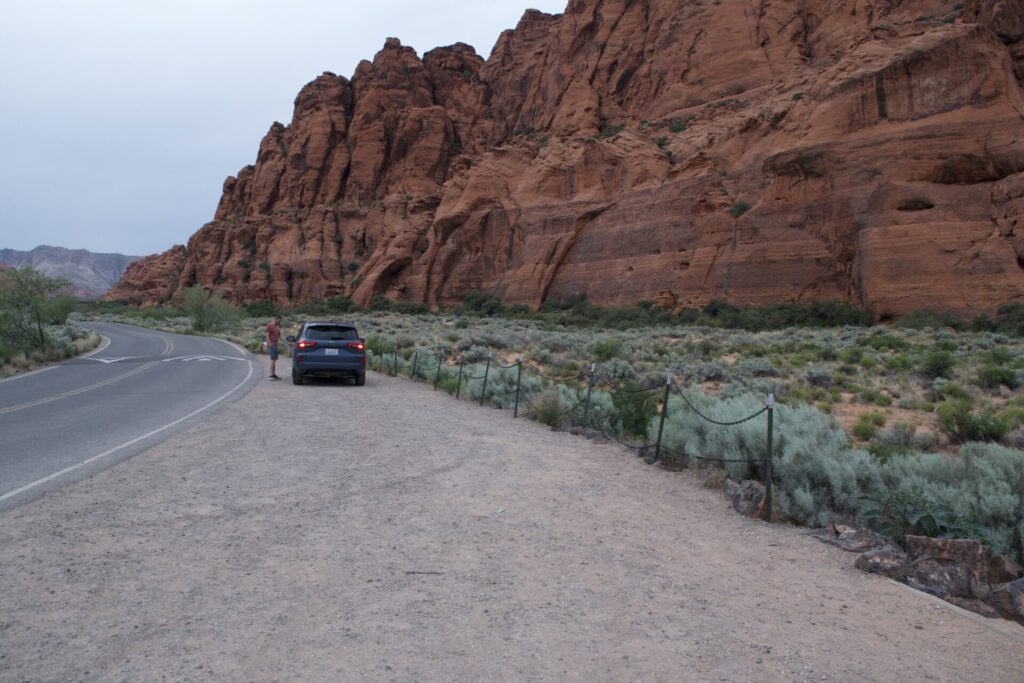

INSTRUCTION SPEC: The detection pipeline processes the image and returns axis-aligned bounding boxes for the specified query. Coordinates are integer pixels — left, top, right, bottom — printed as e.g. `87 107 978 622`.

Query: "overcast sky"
0 0 566 257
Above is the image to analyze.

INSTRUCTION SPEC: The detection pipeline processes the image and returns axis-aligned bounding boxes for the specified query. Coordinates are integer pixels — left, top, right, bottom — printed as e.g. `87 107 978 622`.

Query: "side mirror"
286 335 296 343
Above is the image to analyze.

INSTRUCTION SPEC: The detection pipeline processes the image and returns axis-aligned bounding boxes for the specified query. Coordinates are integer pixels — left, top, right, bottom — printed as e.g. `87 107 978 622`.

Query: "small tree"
181 285 236 332
0 266 71 349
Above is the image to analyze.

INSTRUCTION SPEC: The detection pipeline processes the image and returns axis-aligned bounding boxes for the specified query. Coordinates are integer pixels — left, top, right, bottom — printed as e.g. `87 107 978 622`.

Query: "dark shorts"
269 344 279 360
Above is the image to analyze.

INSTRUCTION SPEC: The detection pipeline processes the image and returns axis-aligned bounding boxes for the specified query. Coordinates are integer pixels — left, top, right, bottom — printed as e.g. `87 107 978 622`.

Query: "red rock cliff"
107 0 1024 318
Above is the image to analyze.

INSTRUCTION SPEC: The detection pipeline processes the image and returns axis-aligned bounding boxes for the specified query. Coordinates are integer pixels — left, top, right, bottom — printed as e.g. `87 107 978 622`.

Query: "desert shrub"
653 387 881 526
593 338 624 361
464 364 540 410
991 302 1024 336
574 389 621 434
805 366 832 388
594 358 636 382
460 292 504 316
977 365 1018 390
937 400 1010 444
920 349 955 378
734 357 777 377
461 345 491 363
181 285 237 332
859 387 892 407
859 333 909 352
532 388 566 427
874 443 1024 561
0 267 73 352
688 361 726 382
438 376 460 395
853 418 879 441
612 380 660 437
730 201 752 217
897 310 961 330
244 300 279 317
867 423 923 463
409 347 440 381
931 378 970 401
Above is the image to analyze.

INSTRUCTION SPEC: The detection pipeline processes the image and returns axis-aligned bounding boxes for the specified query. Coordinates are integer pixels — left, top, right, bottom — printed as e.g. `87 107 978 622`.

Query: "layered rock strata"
107 0 1024 317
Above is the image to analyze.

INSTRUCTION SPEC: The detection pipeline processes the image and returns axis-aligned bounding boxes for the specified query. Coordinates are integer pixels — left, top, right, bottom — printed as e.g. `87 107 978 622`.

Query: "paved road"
0 322 259 510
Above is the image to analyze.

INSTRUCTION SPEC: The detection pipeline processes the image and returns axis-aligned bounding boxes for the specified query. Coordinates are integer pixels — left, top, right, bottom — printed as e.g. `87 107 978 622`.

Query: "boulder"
903 536 990 598
855 548 909 581
945 596 1004 620
989 554 1024 584
723 480 764 517
986 579 1024 624
820 525 893 553
906 559 974 600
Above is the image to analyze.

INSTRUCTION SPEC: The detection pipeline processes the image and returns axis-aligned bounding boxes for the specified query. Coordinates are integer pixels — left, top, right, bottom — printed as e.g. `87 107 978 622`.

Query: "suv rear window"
305 326 358 341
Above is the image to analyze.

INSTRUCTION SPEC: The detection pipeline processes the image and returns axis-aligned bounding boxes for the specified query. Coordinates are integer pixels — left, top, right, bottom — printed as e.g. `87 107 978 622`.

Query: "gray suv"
286 321 366 386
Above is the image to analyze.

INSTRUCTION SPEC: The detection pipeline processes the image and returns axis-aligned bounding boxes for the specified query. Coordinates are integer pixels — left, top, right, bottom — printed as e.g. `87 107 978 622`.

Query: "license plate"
325 349 339 356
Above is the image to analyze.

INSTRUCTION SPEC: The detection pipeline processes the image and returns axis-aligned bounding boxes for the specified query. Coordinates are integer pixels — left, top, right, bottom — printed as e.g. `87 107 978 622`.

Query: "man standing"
266 314 282 380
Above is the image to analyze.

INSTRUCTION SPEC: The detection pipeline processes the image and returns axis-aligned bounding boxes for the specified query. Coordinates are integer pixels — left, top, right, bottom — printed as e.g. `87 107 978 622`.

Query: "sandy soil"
1 360 1022 682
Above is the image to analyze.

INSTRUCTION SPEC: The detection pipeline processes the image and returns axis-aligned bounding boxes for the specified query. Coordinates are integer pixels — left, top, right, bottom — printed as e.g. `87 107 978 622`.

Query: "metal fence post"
513 357 523 418
654 370 672 461
392 345 398 377
411 349 419 379
764 393 775 523
583 363 596 428
479 352 492 406
456 354 465 399
433 347 444 390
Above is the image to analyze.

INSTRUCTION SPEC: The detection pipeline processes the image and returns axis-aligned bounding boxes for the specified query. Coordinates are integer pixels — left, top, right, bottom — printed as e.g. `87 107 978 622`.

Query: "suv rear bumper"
293 361 365 376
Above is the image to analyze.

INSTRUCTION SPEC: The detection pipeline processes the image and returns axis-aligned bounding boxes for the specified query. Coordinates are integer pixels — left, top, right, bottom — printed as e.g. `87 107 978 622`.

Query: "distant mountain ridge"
0 245 139 298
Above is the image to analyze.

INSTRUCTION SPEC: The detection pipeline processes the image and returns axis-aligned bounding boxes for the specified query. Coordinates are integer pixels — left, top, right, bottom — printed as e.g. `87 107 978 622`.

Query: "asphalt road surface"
0 322 259 511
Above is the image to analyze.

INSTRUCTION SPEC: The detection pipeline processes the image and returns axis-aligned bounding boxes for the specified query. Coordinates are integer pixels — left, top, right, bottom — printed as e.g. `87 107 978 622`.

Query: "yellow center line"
0 335 174 416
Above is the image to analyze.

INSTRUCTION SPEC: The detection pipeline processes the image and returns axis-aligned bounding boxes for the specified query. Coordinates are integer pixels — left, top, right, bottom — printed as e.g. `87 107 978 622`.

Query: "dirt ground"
1 360 1022 682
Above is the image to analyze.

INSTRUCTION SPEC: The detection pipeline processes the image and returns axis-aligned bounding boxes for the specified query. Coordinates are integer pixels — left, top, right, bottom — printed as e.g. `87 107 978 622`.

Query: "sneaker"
268 374 281 380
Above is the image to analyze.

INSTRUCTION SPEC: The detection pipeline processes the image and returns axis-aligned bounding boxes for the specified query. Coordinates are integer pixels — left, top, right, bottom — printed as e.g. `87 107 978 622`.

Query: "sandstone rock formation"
107 0 1024 317
1 246 139 298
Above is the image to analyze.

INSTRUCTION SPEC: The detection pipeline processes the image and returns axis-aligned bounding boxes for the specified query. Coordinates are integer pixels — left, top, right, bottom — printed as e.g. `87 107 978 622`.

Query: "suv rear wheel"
355 371 366 386
292 369 304 385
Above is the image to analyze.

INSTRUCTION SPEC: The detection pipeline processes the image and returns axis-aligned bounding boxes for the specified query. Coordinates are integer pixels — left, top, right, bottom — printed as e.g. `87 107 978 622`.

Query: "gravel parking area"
1 360 1022 681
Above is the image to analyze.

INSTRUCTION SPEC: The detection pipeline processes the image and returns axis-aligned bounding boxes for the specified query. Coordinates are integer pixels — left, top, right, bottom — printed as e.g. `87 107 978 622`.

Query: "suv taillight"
347 342 365 351
296 340 317 350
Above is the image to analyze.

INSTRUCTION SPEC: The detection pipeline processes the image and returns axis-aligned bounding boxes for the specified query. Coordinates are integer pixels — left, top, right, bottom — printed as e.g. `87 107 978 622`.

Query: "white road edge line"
217 337 250 358
0 359 255 504
0 335 112 386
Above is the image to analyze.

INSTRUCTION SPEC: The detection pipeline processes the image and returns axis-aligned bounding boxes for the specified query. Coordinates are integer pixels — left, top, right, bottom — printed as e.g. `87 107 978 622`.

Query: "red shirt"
266 320 281 345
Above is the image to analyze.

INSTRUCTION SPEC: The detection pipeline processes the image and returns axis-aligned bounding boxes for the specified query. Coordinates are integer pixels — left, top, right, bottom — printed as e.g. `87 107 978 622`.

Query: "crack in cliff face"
537 204 611 306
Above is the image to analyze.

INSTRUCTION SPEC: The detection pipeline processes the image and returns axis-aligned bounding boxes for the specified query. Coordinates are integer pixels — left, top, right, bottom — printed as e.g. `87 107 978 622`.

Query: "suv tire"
355 371 366 386
292 369 304 385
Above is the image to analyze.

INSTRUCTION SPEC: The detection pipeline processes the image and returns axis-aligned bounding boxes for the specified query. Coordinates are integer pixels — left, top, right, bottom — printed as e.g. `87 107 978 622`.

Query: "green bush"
977 364 1018 390
920 349 955 378
652 387 879 525
532 388 565 427
612 380 659 437
730 201 752 217
0 266 72 352
593 338 624 361
244 300 279 317
182 285 237 332
937 400 1010 444
897 310 961 330
875 443 1024 560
